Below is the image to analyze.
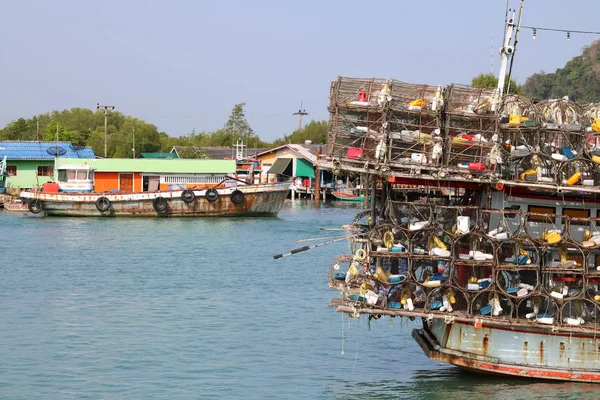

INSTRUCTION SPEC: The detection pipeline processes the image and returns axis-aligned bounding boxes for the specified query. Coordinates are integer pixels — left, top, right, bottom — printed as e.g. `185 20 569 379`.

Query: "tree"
223 103 254 140
272 120 328 146
471 73 524 95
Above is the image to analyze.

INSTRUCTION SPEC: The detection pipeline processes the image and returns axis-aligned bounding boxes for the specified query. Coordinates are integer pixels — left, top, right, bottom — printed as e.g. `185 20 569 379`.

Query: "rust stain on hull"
21 184 290 217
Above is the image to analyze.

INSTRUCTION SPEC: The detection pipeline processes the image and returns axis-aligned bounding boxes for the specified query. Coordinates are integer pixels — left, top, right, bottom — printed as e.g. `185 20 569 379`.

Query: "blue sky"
0 0 598 141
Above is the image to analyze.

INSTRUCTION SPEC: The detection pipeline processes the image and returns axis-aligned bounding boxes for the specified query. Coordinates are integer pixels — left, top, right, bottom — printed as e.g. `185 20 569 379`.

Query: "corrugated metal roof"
0 141 95 160
171 146 271 160
140 152 179 159
255 144 321 164
57 158 236 174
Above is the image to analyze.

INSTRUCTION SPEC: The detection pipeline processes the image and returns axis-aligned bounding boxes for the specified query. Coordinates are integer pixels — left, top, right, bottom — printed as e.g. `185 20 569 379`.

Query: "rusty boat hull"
19 182 291 217
414 318 600 383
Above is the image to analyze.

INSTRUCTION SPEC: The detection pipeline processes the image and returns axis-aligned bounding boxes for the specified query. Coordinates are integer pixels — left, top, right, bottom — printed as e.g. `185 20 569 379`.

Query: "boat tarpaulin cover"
268 158 292 175
296 158 315 178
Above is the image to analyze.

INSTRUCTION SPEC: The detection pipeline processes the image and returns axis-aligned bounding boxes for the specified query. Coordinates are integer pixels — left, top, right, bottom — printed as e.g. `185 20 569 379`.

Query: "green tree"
273 120 328 146
223 103 254 140
471 73 524 95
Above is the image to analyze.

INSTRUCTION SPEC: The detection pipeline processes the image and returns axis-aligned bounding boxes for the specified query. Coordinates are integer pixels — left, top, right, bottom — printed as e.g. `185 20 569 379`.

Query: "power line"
522 25 600 37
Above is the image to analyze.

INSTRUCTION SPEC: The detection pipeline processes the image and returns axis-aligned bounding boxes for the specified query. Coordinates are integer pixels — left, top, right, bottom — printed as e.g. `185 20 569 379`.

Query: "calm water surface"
0 201 597 399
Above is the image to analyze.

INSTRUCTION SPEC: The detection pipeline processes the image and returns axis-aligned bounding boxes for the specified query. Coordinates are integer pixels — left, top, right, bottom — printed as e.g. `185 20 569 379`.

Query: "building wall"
5 160 55 189
94 172 142 192
257 150 297 183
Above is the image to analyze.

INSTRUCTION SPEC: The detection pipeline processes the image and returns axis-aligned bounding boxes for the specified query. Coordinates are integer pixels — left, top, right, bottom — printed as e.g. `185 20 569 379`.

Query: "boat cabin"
56 164 95 193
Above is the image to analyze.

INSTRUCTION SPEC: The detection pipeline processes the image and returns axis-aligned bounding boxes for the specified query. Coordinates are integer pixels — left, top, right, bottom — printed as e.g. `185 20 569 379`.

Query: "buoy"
358 89 367 102
567 172 581 185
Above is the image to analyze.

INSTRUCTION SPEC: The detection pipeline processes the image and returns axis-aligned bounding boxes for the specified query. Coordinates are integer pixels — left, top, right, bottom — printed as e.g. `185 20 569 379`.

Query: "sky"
0 0 598 142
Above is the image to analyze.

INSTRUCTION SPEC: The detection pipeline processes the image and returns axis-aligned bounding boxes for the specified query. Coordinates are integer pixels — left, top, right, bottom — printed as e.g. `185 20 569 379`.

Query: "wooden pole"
314 147 321 207
370 176 377 227
363 174 369 210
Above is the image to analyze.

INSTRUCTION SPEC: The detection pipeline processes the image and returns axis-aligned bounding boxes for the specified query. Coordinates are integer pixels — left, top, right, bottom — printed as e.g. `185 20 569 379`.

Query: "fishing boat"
331 190 366 202
19 164 291 217
3 199 29 213
20 181 291 217
318 2 600 383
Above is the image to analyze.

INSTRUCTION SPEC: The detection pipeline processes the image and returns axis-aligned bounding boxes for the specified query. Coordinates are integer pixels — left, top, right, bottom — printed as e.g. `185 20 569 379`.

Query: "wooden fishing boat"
19 181 291 217
331 190 366 202
3 199 29 213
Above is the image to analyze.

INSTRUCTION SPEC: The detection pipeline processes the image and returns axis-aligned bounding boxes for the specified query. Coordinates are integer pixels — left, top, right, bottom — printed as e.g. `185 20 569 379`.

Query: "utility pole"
97 103 115 157
36 118 40 141
293 101 308 132
132 128 136 159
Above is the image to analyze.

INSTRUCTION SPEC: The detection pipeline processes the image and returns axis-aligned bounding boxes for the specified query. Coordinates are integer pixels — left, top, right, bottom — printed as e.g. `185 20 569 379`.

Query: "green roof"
57 158 235 174
140 152 179 159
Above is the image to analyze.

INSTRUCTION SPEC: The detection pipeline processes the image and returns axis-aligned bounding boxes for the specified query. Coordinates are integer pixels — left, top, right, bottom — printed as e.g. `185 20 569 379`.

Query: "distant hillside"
523 40 600 103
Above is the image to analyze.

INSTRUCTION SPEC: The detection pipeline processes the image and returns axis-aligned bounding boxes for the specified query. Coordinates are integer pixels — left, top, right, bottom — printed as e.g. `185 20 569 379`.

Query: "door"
119 173 134 193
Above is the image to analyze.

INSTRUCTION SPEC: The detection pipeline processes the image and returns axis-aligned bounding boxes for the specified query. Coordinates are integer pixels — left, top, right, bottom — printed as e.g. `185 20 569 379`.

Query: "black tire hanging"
205 188 219 202
95 196 111 212
153 196 168 212
230 189 245 205
27 198 43 214
181 189 196 204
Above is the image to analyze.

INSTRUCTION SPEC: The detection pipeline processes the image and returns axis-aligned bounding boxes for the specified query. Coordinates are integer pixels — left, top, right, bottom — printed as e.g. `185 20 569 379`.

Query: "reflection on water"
1 201 599 399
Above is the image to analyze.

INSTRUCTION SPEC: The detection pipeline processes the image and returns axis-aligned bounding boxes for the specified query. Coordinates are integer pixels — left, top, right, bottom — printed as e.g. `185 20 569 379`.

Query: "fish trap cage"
433 205 478 237
445 85 498 125
500 94 539 129
557 159 600 187
410 228 453 259
564 215 600 244
542 242 586 270
387 282 427 312
583 103 600 129
452 233 496 293
411 258 448 287
328 255 356 286
585 275 600 301
508 153 556 184
538 128 586 157
472 291 513 318
444 131 496 168
537 97 583 131
517 295 560 323
329 77 391 109
497 268 540 299
523 211 564 245
480 209 523 240
388 201 433 231
561 299 600 327
542 270 585 302
327 107 385 160
497 237 540 269
388 114 440 166
426 286 469 314
388 81 443 113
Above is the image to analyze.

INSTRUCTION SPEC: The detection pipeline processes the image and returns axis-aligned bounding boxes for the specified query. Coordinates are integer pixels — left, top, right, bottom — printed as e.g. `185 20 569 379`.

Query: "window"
563 208 590 225
6 165 17 176
528 205 555 222
76 170 87 180
37 166 54 177
58 170 68 182
67 170 76 180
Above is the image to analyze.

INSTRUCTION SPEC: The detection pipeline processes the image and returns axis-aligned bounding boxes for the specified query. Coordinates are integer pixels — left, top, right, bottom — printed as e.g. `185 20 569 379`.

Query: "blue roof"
0 141 96 160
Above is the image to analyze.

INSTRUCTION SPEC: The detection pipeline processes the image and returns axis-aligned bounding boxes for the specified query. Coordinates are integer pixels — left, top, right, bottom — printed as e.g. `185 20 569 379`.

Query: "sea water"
0 201 596 399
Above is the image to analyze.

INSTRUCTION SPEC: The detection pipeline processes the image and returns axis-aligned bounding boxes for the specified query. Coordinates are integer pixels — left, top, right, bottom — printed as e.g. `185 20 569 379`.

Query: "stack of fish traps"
326 76 600 188
328 203 600 329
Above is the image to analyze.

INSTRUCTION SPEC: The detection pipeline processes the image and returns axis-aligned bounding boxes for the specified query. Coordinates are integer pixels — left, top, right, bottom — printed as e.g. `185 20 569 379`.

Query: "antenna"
491 28 494 74
293 101 308 132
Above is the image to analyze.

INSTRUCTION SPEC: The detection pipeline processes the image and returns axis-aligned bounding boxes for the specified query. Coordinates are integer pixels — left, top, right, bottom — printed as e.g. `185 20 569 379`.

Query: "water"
0 201 598 399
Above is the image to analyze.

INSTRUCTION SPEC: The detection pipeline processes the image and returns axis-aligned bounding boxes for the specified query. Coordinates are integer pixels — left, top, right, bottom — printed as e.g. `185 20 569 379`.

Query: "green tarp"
268 158 292 175
296 158 315 178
